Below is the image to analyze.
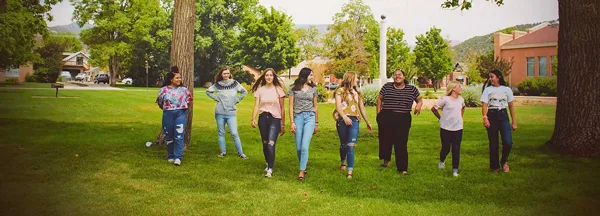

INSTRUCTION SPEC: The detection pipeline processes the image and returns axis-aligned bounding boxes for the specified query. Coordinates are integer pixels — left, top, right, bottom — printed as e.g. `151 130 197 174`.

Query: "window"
539 56 547 76
527 57 535 77
76 57 83 65
7 68 20 77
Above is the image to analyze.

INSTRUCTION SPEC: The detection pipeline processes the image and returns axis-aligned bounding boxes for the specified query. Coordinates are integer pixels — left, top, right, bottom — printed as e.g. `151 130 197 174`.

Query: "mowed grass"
0 88 598 216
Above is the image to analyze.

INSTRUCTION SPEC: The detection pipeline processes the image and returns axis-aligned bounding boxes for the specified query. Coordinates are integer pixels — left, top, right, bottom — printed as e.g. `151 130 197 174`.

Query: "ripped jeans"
163 109 187 160
258 112 281 170
336 116 360 171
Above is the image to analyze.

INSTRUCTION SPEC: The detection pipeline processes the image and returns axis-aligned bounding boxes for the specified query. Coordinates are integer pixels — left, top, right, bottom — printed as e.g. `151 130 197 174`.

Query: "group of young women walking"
156 66 517 180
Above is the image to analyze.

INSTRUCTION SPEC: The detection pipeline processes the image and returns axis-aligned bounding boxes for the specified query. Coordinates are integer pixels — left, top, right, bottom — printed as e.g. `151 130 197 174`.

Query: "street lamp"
379 14 387 88
145 60 149 90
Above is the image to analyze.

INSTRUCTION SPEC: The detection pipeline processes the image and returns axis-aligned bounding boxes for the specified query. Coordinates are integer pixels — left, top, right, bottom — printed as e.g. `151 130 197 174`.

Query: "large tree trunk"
109 55 118 86
546 0 600 156
156 0 196 147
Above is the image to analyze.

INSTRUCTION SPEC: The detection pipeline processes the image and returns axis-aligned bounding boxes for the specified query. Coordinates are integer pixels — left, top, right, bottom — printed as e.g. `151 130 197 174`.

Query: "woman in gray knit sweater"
206 67 249 159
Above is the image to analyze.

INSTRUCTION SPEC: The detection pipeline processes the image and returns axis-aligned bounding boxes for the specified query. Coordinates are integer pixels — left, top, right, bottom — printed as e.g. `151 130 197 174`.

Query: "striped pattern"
379 82 420 113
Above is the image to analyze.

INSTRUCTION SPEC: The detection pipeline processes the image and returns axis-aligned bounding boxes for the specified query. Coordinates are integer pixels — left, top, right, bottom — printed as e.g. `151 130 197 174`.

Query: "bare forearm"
508 103 516 123
431 108 441 119
376 95 382 113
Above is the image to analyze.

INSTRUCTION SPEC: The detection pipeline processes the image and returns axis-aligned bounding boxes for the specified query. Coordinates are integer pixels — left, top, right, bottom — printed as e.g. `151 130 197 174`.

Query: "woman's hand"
251 118 257 128
343 116 353 126
483 118 491 128
313 125 318 134
511 122 518 131
280 126 285 136
291 123 296 134
366 122 373 132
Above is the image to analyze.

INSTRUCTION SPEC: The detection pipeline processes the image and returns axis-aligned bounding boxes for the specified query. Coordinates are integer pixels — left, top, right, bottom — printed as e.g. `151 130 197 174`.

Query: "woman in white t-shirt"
251 68 286 178
431 81 465 177
480 69 517 173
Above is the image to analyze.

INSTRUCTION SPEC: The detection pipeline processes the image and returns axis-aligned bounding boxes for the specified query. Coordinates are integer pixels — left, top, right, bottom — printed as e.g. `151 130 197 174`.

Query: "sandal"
340 164 347 171
347 173 353 179
298 176 305 181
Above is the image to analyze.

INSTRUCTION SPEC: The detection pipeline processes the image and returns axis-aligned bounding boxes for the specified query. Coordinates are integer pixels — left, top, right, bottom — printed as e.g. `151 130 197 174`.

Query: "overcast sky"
49 0 558 45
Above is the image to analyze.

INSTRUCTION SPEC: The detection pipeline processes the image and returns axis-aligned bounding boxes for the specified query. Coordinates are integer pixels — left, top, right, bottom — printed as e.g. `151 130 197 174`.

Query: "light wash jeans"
215 114 244 155
163 109 187 160
293 111 316 171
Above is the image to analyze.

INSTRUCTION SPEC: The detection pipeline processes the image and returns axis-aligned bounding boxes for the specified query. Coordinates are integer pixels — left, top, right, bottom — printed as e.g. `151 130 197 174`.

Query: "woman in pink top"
251 68 286 178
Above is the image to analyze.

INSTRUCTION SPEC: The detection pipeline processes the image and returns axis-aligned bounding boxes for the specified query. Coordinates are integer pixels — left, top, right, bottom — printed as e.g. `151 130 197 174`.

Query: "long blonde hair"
339 72 361 99
445 81 461 96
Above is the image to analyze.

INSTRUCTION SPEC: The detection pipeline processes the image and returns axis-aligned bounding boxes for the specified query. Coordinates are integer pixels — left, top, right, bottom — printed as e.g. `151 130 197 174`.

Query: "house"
283 57 332 85
61 51 91 78
0 64 34 83
494 23 558 87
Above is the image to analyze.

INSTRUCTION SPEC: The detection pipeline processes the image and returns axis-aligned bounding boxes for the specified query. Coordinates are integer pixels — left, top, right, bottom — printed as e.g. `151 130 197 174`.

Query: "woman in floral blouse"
333 72 372 179
156 66 193 166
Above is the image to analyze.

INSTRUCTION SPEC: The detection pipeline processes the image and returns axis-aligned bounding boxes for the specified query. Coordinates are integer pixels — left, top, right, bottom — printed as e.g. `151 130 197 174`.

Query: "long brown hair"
214 66 233 83
291 67 315 91
251 68 284 92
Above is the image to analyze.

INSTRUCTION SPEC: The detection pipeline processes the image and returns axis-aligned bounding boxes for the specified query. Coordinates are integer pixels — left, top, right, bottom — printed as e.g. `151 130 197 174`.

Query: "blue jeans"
215 114 244 155
162 109 187 160
293 111 316 171
336 116 360 171
486 109 513 170
258 112 281 170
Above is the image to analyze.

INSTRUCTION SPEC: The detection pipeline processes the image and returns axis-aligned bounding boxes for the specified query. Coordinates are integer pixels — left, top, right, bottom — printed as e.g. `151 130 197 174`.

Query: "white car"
122 77 133 85
75 73 89 82
60 71 72 81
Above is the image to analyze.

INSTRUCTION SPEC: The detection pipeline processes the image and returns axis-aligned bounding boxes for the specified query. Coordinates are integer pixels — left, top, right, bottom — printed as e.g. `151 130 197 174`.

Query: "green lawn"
0 88 598 215
0 82 52 88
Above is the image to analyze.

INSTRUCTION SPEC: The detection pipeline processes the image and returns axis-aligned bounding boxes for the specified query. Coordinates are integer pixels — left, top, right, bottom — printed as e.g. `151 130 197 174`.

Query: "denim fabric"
163 109 187 160
486 109 513 170
336 117 360 171
258 112 281 170
293 111 316 171
215 114 244 155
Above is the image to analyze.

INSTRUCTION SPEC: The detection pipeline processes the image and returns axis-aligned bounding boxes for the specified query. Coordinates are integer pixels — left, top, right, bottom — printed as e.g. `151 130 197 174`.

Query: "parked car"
60 71 72 81
324 82 339 90
75 73 89 82
94 74 110 84
121 77 133 85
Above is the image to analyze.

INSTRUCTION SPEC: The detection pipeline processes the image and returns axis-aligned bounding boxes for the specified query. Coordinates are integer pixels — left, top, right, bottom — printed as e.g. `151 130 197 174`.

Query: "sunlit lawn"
0 88 598 215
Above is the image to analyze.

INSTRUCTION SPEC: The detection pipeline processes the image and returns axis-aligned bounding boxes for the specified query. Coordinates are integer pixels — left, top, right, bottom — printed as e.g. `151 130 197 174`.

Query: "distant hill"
452 20 558 62
49 22 93 35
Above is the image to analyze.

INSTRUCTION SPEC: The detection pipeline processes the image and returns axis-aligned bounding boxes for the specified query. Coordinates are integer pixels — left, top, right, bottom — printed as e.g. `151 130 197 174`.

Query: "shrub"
241 83 252 93
316 85 331 103
422 90 438 99
518 77 557 96
511 86 521 96
462 85 482 107
4 77 19 84
234 70 255 85
25 73 35 82
361 87 379 107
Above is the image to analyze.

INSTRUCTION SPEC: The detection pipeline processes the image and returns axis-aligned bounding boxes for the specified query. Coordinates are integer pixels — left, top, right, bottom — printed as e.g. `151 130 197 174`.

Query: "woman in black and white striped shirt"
376 69 423 175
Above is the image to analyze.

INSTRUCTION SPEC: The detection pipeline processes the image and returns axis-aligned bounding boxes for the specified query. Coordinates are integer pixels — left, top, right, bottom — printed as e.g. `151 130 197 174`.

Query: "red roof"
502 25 559 47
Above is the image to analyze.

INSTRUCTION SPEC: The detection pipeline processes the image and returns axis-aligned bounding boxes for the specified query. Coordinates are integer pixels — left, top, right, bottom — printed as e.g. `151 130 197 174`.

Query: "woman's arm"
251 96 260 128
358 96 372 131
313 95 319 133
289 95 296 133
508 101 517 130
376 94 383 114
431 106 441 119
482 103 490 128
414 96 423 115
237 83 248 103
335 93 352 126
279 97 286 135
206 85 218 101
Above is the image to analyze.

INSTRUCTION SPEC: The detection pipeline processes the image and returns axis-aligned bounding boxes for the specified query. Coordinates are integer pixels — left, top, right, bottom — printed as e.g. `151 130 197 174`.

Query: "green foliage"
316 85 331 103
441 0 504 10
476 50 513 78
518 77 557 96
386 27 411 77
241 83 252 93
4 77 19 84
422 90 438 99
195 0 258 84
414 27 453 91
360 87 379 106
396 52 420 81
0 0 61 69
233 70 255 85
72 0 167 85
324 0 379 79
462 84 483 107
236 6 300 72
32 33 82 83
465 52 485 84
552 55 558 76
294 26 323 61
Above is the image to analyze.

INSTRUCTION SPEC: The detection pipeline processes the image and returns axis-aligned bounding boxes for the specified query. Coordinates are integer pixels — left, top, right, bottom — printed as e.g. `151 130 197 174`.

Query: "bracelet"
483 116 488 119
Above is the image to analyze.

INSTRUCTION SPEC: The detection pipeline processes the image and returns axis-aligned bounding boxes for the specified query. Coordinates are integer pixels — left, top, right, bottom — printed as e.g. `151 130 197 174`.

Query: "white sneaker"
438 162 445 169
238 154 249 159
167 159 174 163
218 152 226 157
265 170 272 178
453 172 459 177
174 159 181 166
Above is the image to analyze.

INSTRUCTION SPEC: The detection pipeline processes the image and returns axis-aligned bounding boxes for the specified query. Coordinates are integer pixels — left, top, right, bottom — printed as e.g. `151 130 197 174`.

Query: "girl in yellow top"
333 72 372 179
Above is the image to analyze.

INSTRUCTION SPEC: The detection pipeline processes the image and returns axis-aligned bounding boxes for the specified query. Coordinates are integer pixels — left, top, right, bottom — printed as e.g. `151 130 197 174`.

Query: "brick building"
494 23 558 87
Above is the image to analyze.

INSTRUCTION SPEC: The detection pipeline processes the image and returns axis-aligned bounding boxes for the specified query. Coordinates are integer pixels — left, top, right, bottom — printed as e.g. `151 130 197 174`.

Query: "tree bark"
109 55 118 86
546 0 600 156
156 0 196 147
